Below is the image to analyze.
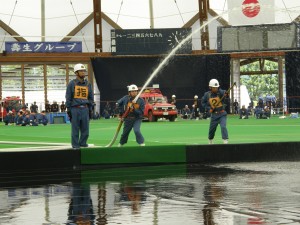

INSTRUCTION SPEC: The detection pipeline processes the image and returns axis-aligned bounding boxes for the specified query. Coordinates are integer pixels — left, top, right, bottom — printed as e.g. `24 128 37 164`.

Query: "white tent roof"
0 0 299 51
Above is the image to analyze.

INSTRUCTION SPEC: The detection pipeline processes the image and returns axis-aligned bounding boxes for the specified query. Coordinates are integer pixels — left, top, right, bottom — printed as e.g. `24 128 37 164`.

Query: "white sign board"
228 0 275 25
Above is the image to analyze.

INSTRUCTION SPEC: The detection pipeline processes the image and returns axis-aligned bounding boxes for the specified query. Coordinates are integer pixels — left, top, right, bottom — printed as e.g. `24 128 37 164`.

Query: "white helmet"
194 95 198 99
209 79 219 87
172 95 176 98
127 84 138 92
74 63 86 73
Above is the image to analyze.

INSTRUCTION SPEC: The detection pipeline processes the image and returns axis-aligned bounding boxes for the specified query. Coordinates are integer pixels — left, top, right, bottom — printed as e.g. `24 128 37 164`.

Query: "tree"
240 60 278 100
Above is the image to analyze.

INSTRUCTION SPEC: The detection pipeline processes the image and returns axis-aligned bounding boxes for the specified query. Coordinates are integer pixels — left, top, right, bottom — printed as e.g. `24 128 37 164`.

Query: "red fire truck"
0 96 22 121
140 87 177 122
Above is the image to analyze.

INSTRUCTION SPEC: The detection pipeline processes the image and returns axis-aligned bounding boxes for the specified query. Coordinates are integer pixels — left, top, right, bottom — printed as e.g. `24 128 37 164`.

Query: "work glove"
67 110 72 122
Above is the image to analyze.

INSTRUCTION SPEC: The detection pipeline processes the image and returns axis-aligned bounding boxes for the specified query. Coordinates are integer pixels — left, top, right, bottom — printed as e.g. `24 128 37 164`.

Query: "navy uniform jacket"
117 95 145 119
4 114 14 124
36 114 48 124
65 78 94 111
202 89 227 113
22 116 30 126
16 114 24 125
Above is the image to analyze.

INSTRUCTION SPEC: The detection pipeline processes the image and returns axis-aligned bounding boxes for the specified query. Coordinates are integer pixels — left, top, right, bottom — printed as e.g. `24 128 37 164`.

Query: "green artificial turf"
0 115 299 149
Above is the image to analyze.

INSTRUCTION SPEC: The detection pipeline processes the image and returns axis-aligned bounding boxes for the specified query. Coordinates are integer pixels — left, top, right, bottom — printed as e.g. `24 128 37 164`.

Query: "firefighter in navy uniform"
117 84 145 147
3 111 14 125
65 63 94 150
202 79 229 144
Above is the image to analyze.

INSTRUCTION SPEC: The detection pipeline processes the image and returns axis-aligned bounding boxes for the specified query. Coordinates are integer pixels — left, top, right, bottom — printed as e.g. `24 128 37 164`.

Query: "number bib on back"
209 96 223 108
74 85 88 99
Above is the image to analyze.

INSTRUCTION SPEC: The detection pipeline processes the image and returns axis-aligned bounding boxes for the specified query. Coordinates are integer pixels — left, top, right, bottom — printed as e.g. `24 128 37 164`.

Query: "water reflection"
67 184 95 225
0 163 300 224
118 182 146 214
202 175 226 225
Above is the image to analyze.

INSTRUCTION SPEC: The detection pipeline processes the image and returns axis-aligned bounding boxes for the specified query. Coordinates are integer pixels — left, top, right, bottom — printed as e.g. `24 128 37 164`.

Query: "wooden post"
278 56 283 109
93 0 103 52
198 0 210 50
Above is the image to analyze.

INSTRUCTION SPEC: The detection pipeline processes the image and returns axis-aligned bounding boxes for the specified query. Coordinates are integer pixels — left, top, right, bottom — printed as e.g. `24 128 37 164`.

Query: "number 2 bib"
209 96 223 108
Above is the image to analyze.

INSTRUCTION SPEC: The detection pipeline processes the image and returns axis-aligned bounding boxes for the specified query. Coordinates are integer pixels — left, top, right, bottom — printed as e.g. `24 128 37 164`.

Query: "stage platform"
1 142 300 171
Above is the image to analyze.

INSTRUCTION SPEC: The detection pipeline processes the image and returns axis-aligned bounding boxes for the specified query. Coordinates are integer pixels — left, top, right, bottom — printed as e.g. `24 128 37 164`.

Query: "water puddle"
0 162 300 224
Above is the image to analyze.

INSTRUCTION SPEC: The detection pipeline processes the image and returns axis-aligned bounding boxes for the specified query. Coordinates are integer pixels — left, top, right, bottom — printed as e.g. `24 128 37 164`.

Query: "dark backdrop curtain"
285 52 300 112
91 55 230 113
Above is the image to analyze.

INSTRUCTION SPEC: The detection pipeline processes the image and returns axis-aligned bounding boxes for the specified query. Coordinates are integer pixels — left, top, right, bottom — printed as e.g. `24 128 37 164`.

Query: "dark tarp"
285 52 300 112
91 55 230 112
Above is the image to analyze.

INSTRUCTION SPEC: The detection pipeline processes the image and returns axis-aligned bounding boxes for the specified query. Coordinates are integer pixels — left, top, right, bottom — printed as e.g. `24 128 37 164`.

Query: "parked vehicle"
140 87 177 122
0 96 22 121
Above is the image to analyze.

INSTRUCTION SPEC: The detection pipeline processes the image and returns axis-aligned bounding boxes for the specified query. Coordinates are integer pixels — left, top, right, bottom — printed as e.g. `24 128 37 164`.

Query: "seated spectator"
29 111 38 126
102 109 110 119
262 106 271 119
247 103 253 116
254 104 263 119
15 110 24 126
36 110 49 125
202 109 210 120
93 111 100 120
21 110 31 126
239 105 249 119
3 111 15 125
181 105 191 119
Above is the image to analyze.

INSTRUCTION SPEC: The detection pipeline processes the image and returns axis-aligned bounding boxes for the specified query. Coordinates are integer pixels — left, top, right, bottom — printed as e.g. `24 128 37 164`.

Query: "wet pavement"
0 162 300 225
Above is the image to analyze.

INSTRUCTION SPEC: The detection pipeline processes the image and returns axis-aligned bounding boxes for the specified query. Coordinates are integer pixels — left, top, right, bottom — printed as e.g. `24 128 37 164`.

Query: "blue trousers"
208 112 228 140
120 118 144 145
71 107 89 148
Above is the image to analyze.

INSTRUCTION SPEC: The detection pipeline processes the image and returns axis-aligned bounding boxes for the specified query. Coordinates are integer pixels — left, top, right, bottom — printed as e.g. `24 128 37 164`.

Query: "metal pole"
41 0 45 41
149 0 154 29
21 64 25 105
43 64 47 108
